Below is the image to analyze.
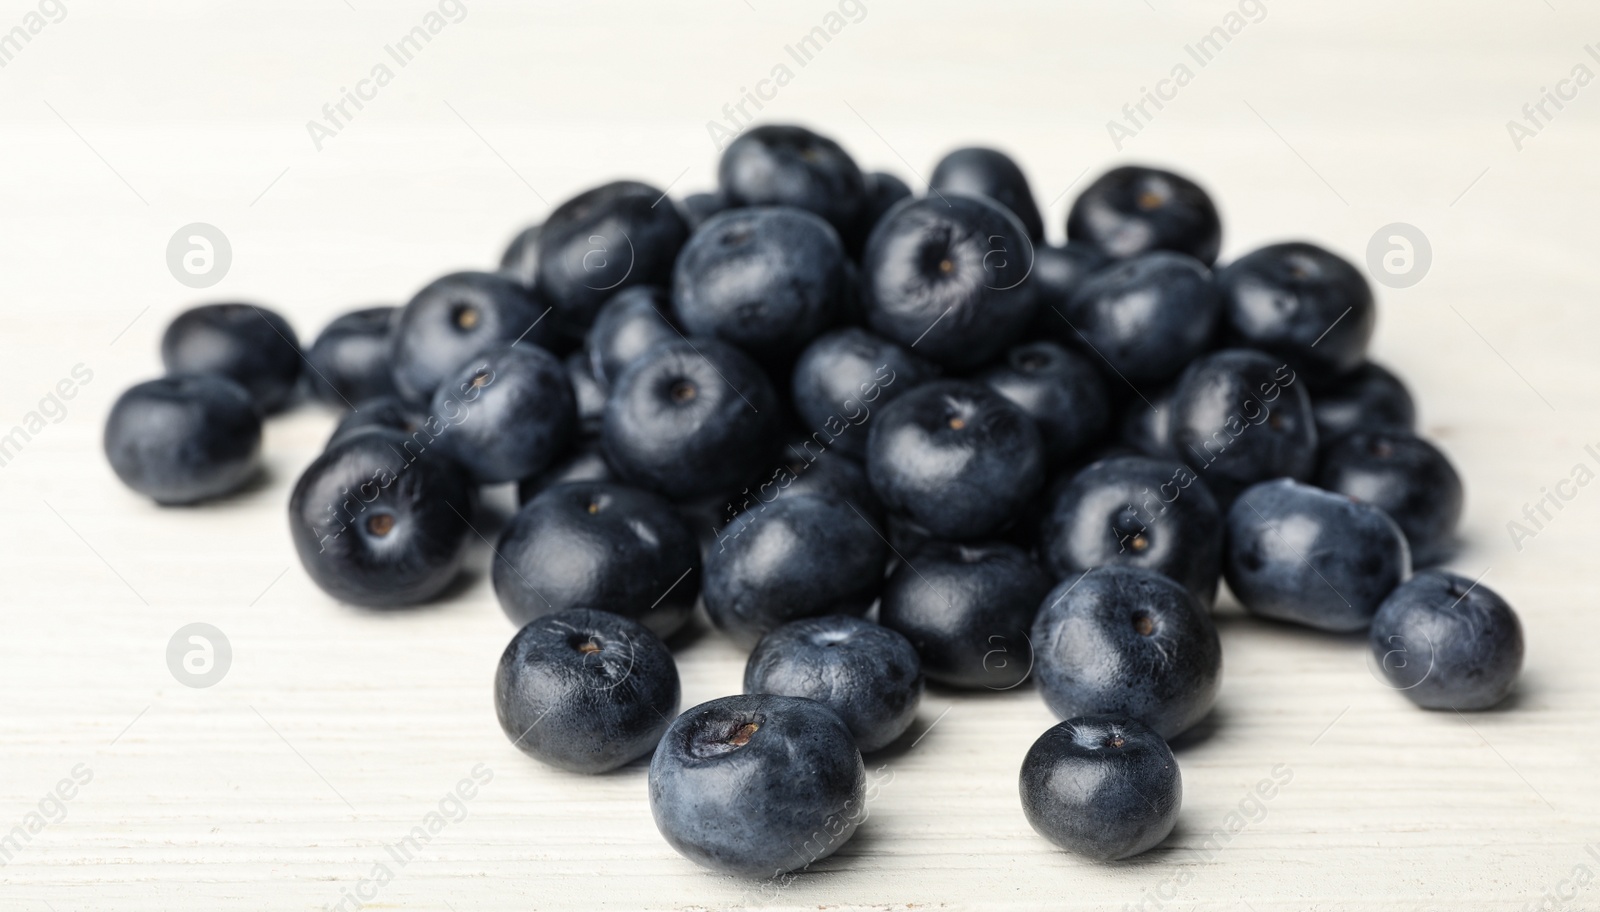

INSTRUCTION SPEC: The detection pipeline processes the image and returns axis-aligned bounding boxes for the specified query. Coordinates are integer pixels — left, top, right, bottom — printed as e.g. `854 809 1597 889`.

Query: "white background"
2 1 1598 909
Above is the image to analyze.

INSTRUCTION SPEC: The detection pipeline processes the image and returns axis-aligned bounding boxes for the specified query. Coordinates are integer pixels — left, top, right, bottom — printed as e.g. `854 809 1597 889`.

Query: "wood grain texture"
2 2 1598 909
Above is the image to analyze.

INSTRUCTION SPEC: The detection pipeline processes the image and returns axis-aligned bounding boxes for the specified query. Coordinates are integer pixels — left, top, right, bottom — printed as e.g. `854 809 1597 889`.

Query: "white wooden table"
2 2 1598 909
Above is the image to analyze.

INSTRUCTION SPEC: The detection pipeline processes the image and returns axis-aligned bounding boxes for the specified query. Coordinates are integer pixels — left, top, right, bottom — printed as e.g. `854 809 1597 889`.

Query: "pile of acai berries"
103 124 1524 877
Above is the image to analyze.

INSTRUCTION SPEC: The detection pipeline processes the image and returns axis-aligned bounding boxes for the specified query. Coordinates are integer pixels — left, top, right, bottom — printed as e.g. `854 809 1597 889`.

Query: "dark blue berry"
565 351 606 437
304 306 399 407
978 341 1111 468
432 345 576 485
517 438 614 506
866 380 1044 540
1225 478 1410 631
877 541 1051 689
929 146 1044 241
862 195 1036 371
391 271 556 404
104 374 262 505
587 286 679 387
844 170 912 258
601 338 779 500
717 125 866 237
161 302 302 413
498 223 541 287
1369 571 1522 710
1317 429 1462 566
1068 165 1221 265
704 493 887 646
790 327 938 460
672 206 846 362
649 694 866 878
1060 252 1221 387
1032 566 1221 738
1217 242 1375 387
495 609 680 773
493 481 700 638
1019 714 1181 861
1311 361 1416 440
288 429 475 607
1039 455 1223 606
745 616 923 752
1169 348 1317 506
536 180 689 334
325 395 424 450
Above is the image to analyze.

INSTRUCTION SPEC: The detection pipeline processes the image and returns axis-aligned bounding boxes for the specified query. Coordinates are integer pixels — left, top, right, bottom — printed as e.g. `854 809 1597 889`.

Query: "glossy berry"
672 206 846 362
498 223 541 287
791 327 938 460
704 494 887 647
1034 242 1110 305
743 437 881 515
1031 566 1221 739
566 352 606 436
288 429 475 607
1060 252 1221 387
304 307 399 407
862 194 1036 371
325 395 424 450
494 481 700 638
1019 714 1181 861
1369 571 1523 710
678 191 729 232
1118 383 1179 460
432 345 576 485
601 338 778 501
587 286 679 387
745 616 923 753
1312 361 1416 441
391 271 556 404
1027 242 1110 343
536 180 690 334
1317 430 1462 566
160 302 302 413
517 438 615 506
1217 242 1375 387
717 124 866 237
978 341 1111 468
104 375 262 505
1067 165 1222 265
845 170 913 258
929 146 1044 241
495 609 680 773
878 541 1052 689
1169 348 1317 505
650 694 866 878
866 380 1044 540
1039 456 1223 606
1225 478 1410 632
